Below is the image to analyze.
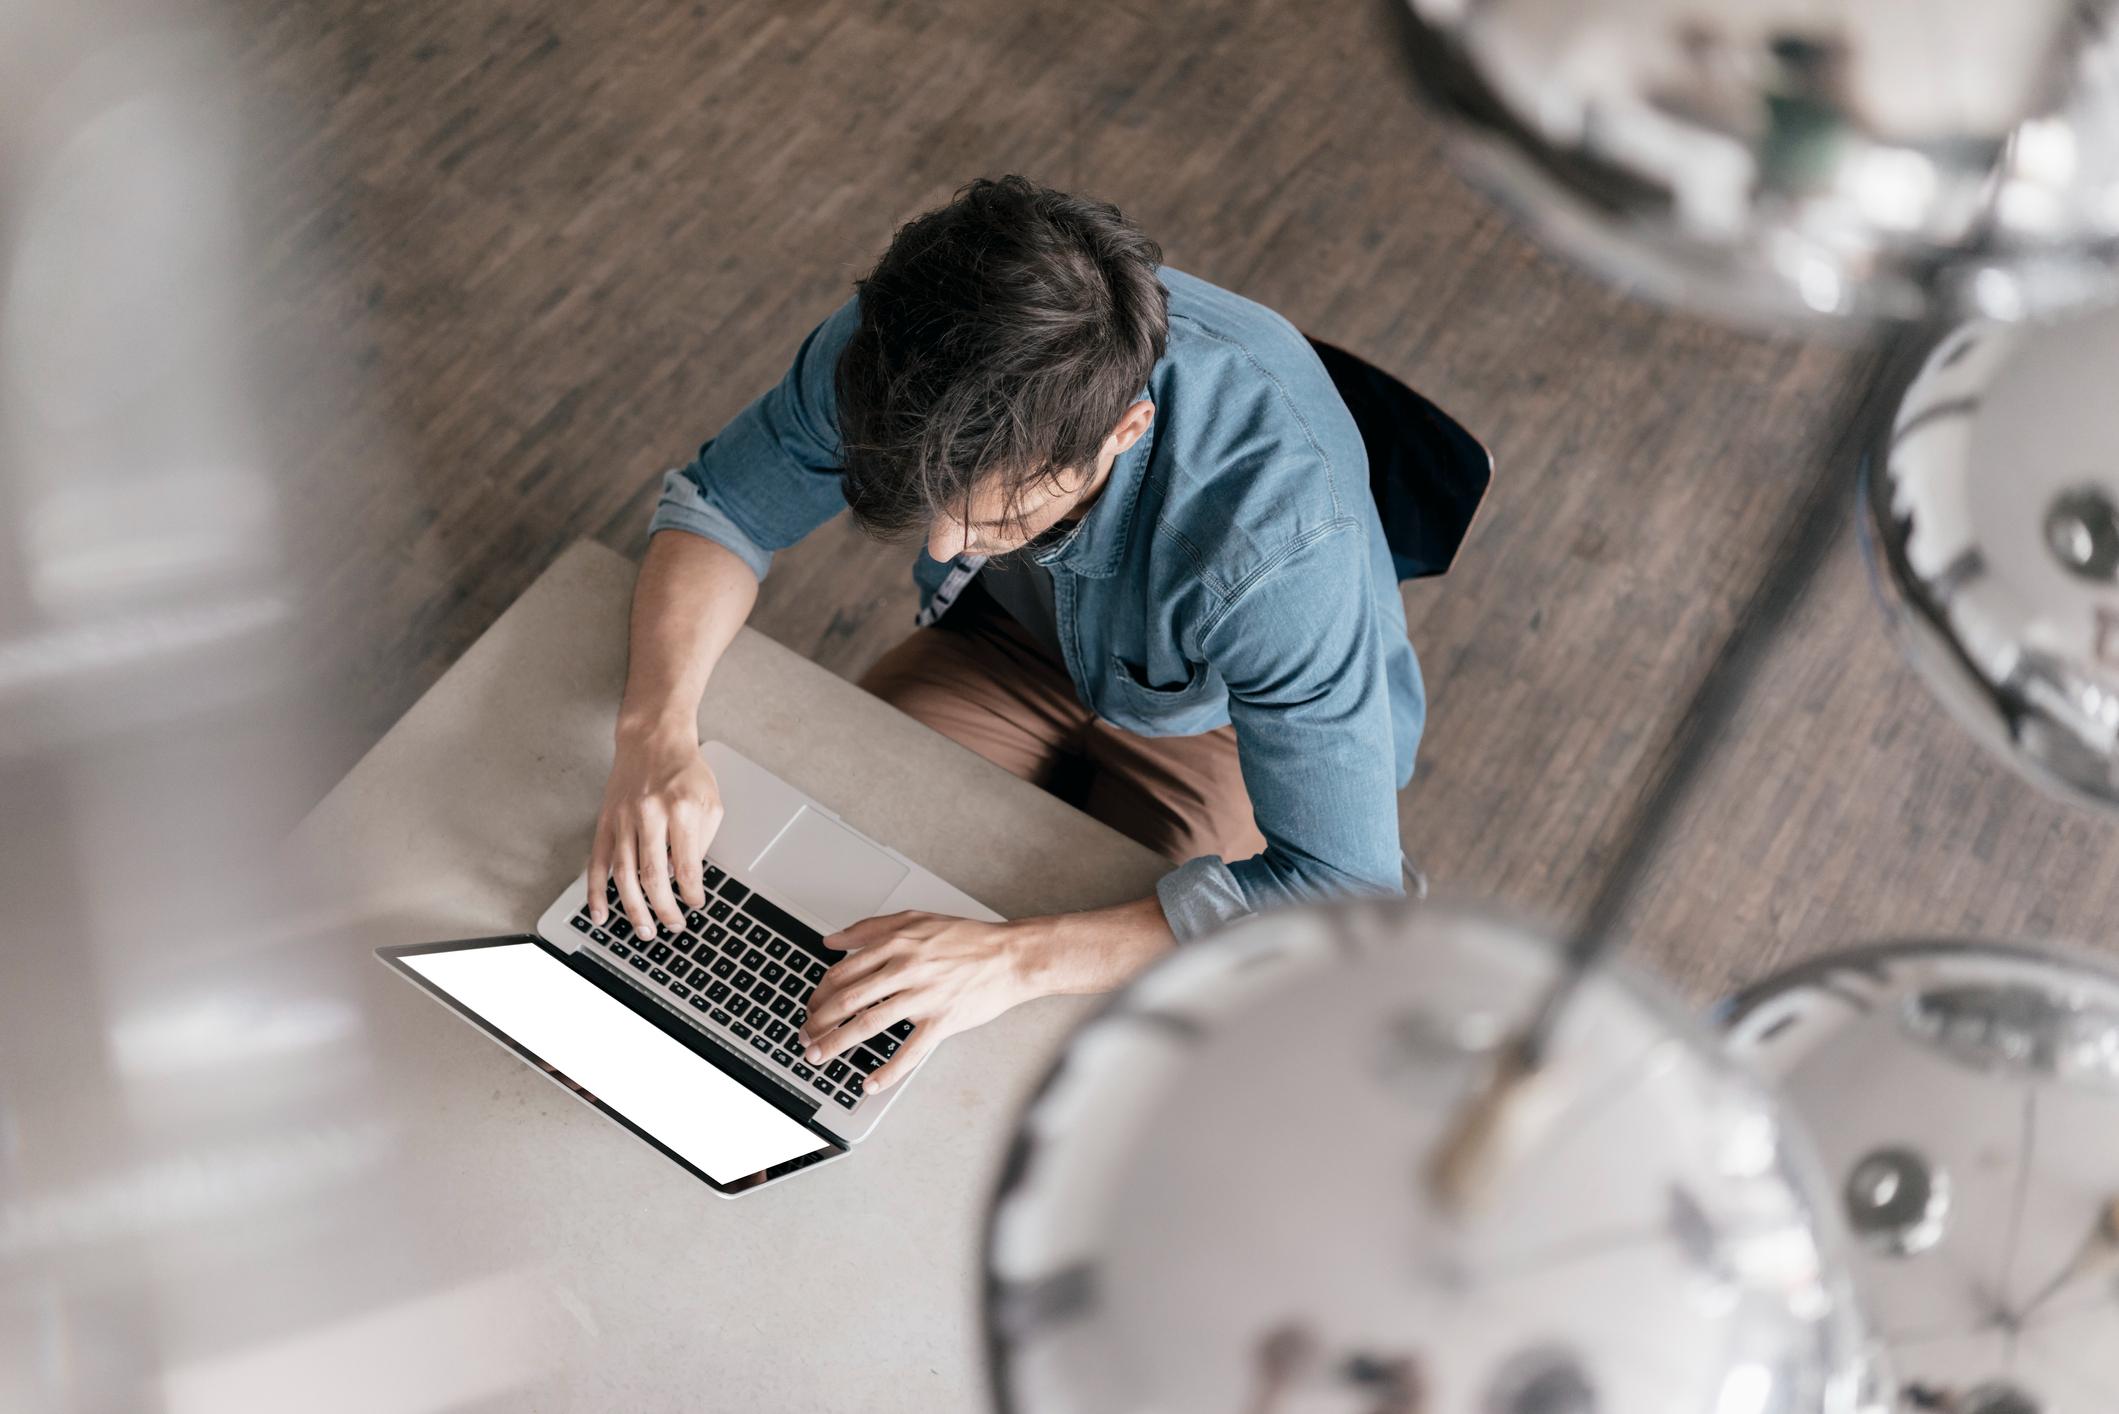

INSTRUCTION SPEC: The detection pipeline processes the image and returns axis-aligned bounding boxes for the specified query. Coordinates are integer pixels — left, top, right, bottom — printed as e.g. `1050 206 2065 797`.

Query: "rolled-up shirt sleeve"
1154 521 1410 942
647 295 863 576
1154 854 1256 941
648 464 778 579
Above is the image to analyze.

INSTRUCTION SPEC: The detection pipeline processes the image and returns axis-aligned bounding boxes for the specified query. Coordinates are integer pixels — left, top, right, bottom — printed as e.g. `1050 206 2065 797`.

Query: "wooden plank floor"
232 0 2117 998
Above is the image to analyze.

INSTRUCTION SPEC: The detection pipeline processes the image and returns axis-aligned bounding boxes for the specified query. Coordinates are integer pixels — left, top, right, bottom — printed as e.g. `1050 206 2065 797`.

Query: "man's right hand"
586 726 724 940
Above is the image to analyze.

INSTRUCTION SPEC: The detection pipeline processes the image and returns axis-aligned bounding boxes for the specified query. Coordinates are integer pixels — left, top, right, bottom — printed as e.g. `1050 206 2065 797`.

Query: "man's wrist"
996 897 1175 998
997 914 1063 996
614 702 698 749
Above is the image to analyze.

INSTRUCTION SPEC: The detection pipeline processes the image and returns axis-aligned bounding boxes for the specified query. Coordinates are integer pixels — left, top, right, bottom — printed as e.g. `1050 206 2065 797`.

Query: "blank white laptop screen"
398 940 831 1184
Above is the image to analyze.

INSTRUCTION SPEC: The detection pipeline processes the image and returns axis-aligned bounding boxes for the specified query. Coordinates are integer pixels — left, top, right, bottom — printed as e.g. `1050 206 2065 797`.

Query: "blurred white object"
1396 0 2119 333
0 4 560 1410
1864 304 2119 810
1726 940 2119 1414
985 900 1879 1414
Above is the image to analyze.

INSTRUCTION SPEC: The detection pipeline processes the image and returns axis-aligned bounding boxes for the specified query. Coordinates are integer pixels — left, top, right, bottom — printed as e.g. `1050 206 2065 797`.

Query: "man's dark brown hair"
836 175 1170 539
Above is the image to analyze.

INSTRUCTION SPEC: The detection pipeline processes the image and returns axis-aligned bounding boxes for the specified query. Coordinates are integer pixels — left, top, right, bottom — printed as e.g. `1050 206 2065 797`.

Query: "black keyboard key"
605 880 621 903
846 1074 865 1095
889 1020 915 1039
708 899 732 921
716 877 751 906
647 942 672 964
707 981 731 1003
649 968 671 985
743 948 767 970
731 1022 752 1040
689 963 716 986
710 958 734 979
732 970 756 991
609 942 630 959
730 912 753 934
806 961 826 984
749 924 773 945
609 915 632 939
769 996 793 1018
569 915 590 933
765 938 790 959
849 1048 883 1074
766 1021 789 1043
792 1007 808 1029
705 923 728 944
719 936 744 958
591 928 611 944
779 974 806 997
670 934 696 956
833 1090 857 1109
627 955 650 972
747 1005 771 1027
825 1059 850 1082
748 1035 770 1054
686 910 708 933
703 865 726 891
792 1062 815 1080
670 982 691 1000
688 995 709 1012
812 1076 834 1095
711 1008 733 1025
771 1049 795 1067
749 983 775 1004
869 1034 898 1058
762 961 785 984
740 891 828 958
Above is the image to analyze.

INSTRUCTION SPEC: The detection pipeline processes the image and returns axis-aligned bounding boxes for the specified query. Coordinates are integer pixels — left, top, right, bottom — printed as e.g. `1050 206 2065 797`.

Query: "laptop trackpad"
747 807 910 934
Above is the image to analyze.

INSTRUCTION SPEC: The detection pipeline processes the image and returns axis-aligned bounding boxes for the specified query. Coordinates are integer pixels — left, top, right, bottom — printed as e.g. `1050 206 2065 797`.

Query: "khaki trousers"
858 582 1267 866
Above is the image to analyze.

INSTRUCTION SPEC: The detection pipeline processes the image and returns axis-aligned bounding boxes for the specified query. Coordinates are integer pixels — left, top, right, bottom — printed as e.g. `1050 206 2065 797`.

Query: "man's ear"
1109 399 1155 456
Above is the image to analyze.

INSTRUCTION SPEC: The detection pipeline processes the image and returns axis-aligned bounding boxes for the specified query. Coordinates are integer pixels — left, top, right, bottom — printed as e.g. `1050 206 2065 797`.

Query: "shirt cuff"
1154 855 1254 943
647 465 775 580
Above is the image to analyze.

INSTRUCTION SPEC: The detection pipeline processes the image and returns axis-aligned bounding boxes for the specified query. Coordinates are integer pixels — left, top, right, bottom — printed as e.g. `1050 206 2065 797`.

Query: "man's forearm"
1007 894 1177 996
616 530 762 741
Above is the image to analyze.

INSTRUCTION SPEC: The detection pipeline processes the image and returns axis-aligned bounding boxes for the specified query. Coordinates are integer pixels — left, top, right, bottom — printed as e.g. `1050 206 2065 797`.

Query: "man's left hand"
798 911 1034 1093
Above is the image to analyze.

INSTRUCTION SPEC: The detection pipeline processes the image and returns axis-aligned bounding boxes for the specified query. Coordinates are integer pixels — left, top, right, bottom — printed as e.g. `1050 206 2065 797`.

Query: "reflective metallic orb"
1866 305 2119 810
986 901 1877 1414
1725 940 2119 1413
1396 0 2119 332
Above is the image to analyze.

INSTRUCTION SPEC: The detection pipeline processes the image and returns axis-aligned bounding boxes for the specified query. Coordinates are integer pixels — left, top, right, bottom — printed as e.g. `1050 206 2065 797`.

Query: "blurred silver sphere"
1865 304 2119 809
1725 940 2119 1413
1396 0 2119 332
985 901 1877 1414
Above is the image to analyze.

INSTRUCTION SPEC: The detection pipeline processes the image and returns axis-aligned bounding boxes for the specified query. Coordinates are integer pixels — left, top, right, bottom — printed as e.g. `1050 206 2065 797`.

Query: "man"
585 175 1424 1093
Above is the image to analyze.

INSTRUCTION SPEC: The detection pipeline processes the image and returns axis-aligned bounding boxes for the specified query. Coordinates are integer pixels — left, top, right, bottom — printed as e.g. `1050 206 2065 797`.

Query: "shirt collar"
1027 389 1157 579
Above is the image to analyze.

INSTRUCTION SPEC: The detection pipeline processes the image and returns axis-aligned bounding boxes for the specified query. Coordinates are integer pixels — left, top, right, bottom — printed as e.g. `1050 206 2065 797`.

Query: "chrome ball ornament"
1866 305 2119 810
1726 940 2119 1413
1396 0 2119 332
984 901 1877 1414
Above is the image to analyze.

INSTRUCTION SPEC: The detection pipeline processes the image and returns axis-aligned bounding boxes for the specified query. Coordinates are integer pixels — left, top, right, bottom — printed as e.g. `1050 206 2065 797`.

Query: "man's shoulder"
1159 267 1316 368
1148 269 1367 598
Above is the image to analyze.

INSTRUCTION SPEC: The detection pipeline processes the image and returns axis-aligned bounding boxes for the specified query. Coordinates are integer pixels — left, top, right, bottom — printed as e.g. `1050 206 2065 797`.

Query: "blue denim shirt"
650 268 1424 940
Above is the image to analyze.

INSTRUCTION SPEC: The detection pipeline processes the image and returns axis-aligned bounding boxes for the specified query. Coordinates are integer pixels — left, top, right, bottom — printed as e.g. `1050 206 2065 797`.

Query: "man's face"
925 400 1155 561
927 464 1098 560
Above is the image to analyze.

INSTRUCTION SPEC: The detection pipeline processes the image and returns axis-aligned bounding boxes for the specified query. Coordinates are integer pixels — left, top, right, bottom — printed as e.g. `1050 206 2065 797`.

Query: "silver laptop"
379 741 1001 1197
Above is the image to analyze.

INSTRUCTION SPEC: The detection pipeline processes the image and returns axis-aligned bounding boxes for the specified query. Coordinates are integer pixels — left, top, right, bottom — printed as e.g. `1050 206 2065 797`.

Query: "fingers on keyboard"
573 868 870 1110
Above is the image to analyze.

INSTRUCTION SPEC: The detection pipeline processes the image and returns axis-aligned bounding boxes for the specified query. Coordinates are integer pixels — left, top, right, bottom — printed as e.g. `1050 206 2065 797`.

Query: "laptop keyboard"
567 863 913 1116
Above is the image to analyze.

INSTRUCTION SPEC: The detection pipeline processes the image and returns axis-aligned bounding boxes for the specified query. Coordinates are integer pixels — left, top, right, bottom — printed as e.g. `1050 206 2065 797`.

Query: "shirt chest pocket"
1104 654 1225 729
